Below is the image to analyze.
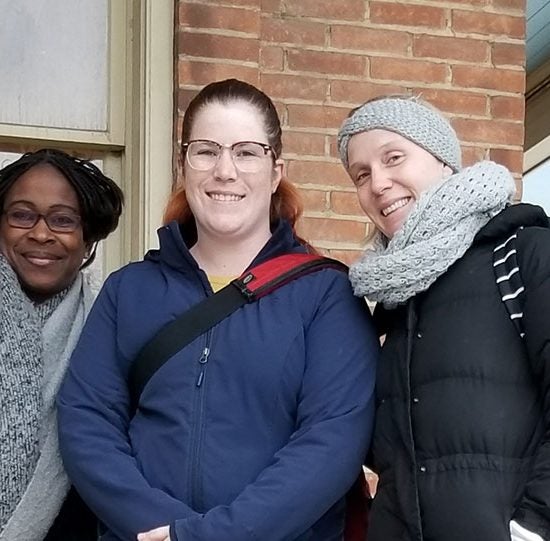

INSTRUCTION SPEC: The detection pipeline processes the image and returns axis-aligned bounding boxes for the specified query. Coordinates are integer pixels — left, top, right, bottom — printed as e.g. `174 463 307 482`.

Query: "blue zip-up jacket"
57 220 378 541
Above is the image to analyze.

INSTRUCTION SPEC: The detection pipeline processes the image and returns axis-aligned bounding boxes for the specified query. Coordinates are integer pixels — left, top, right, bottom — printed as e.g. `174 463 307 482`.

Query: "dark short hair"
0 148 124 246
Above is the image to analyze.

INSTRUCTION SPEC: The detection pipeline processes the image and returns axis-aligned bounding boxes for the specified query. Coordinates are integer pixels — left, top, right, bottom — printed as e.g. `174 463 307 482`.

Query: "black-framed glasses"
182 140 274 172
3 208 81 233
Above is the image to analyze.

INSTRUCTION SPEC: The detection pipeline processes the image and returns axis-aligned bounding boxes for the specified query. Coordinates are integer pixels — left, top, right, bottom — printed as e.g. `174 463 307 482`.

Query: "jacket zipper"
188 331 212 511
406 299 424 541
195 345 210 387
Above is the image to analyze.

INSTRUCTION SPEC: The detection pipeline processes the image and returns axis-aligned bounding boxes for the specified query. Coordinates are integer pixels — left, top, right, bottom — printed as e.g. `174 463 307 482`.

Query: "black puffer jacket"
369 204 550 541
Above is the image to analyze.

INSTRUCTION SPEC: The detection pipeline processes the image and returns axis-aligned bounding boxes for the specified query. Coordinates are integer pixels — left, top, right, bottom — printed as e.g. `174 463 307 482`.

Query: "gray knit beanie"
338 96 462 173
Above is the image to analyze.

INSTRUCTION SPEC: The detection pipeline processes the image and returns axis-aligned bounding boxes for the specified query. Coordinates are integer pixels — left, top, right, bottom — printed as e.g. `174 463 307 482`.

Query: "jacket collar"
144 219 304 275
473 203 549 246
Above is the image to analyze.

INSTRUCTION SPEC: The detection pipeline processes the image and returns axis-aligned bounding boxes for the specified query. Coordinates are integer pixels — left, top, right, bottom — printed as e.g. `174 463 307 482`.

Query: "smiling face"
183 100 283 245
347 129 448 239
0 164 88 301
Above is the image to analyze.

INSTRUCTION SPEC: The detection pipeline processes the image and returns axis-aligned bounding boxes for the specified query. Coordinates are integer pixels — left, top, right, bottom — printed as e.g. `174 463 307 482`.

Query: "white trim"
116 0 174 266
524 132 550 173
142 0 174 251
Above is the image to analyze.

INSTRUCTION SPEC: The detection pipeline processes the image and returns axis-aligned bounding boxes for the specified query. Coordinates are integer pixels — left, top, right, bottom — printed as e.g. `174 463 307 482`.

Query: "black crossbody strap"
128 253 347 411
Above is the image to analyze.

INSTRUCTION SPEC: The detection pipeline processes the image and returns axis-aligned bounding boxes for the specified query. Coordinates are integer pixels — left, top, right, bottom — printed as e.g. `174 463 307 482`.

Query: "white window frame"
0 0 174 274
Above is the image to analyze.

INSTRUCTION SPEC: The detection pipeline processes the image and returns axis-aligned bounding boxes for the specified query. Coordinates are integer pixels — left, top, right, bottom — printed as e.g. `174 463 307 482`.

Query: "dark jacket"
369 204 550 541
57 220 379 541
45 487 97 541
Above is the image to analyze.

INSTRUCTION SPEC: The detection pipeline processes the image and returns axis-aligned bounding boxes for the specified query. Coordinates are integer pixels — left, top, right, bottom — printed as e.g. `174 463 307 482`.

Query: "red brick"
179 32 259 62
273 101 287 124
287 49 365 77
178 61 259 86
370 57 448 84
260 0 282 13
330 80 407 104
492 42 525 67
452 10 524 39
490 148 524 174
282 131 326 156
453 118 524 145
412 89 488 116
283 0 365 20
330 191 364 216
260 73 328 101
370 2 447 28
462 145 489 166
287 104 349 130
261 18 326 46
298 188 329 212
514 176 523 201
455 0 488 5
452 65 525 92
260 46 284 70
297 216 366 243
413 35 489 63
174 0 527 254
328 135 340 159
179 4 260 34
287 160 351 187
219 0 260 7
331 25 410 54
491 0 524 11
490 95 525 121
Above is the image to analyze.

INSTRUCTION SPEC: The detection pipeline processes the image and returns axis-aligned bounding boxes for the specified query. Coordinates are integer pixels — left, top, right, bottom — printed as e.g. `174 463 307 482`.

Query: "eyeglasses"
183 140 274 172
3 208 81 233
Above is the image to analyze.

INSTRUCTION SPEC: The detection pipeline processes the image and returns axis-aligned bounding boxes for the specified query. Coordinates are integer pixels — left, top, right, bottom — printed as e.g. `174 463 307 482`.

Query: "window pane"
0 0 108 131
523 158 550 215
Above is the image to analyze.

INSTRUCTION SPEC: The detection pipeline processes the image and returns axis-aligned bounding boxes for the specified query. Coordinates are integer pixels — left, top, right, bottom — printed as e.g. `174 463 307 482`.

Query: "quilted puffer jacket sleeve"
512 227 550 540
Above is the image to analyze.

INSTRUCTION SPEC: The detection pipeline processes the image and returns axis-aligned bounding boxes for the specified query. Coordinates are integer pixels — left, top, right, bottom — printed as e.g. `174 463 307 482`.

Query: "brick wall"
175 0 526 263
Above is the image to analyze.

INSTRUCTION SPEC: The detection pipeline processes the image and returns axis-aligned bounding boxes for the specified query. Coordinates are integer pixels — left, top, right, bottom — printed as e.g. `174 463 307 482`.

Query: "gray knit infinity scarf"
0 254 95 540
349 161 515 307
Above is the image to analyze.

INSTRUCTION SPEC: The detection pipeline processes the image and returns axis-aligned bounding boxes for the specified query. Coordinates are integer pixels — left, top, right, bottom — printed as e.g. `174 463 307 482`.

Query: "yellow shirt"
207 275 236 293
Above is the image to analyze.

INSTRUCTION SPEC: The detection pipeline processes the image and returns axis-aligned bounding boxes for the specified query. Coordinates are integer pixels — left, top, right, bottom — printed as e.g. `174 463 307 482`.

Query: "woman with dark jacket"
337 95 550 541
0 149 123 540
57 79 379 541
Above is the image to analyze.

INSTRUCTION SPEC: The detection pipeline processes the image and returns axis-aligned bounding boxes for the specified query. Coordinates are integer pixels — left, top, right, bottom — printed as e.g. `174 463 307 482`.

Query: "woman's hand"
137 525 170 541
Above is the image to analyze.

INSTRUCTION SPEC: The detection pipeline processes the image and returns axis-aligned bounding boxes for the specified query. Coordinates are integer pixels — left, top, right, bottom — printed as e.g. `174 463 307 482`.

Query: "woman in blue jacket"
57 78 379 541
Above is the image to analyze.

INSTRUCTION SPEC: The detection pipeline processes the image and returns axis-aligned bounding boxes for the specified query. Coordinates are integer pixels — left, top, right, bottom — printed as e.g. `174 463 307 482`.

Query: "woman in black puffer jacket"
337 94 550 541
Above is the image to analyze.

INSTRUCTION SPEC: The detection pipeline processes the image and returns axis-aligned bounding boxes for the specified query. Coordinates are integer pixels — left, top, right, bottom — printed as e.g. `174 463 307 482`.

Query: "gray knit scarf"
349 161 515 307
0 254 95 540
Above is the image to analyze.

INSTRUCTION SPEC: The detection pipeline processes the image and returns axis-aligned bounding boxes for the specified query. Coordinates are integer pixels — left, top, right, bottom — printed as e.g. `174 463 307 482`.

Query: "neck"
190 229 271 276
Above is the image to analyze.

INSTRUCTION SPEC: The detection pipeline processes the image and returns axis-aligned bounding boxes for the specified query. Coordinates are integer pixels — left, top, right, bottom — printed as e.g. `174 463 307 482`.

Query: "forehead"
190 100 267 143
4 164 78 208
347 129 416 165
349 129 412 152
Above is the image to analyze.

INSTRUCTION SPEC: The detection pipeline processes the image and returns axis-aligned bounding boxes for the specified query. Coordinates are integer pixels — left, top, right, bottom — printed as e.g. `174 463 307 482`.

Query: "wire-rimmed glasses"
183 140 274 172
